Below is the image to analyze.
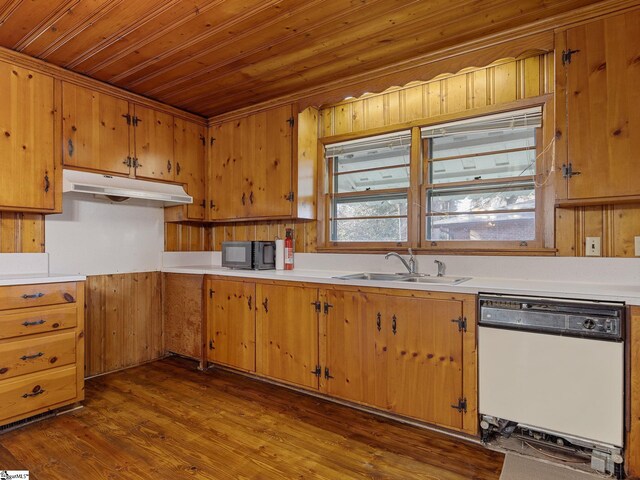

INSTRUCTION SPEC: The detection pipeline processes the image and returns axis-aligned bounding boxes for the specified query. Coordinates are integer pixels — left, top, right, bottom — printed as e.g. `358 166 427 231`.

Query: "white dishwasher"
478 294 625 475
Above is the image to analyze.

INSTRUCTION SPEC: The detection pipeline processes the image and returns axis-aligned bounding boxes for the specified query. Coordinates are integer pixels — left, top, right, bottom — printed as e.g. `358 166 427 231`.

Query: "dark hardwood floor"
0 357 504 479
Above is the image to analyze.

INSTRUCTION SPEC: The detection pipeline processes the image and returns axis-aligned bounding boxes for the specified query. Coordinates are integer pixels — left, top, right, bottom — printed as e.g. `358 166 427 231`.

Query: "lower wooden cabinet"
321 288 469 432
206 278 256 372
203 276 477 435
255 283 319 389
0 281 85 427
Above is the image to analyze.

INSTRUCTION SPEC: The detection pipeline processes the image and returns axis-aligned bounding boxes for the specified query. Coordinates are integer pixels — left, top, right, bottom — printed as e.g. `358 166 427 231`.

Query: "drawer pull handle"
20 352 44 361
22 292 44 299
50 356 58 364
63 293 75 302
0 367 8 375
22 319 46 327
22 386 44 398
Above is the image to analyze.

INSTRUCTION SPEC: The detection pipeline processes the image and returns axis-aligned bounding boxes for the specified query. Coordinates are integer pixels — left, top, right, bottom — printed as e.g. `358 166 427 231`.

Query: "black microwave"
221 241 276 270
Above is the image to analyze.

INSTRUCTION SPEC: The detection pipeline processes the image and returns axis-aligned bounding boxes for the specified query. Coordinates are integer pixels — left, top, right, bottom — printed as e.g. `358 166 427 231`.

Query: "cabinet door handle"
22 319 45 327
210 200 215 209
262 298 268 313
20 352 44 361
22 386 45 398
167 160 172 173
376 312 382 332
22 293 44 299
241 192 246 205
247 295 252 311
392 315 397 335
176 162 181 176
249 191 254 204
67 139 74 157
44 174 50 193
199 200 206 208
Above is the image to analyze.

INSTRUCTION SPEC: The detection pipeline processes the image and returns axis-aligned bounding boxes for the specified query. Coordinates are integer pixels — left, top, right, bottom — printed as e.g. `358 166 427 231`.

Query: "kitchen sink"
400 276 471 285
333 272 411 281
333 272 471 285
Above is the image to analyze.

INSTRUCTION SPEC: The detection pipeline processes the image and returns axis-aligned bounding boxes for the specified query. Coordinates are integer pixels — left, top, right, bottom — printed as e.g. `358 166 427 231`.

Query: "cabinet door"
256 284 319 389
322 289 387 408
133 105 174 181
174 118 205 220
62 83 131 176
207 278 256 372
563 10 640 200
385 296 464 430
208 120 244 220
0 63 55 210
246 105 293 218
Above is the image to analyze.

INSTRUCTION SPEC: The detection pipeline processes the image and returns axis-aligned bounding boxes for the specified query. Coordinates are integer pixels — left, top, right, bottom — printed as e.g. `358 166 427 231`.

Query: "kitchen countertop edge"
162 266 640 306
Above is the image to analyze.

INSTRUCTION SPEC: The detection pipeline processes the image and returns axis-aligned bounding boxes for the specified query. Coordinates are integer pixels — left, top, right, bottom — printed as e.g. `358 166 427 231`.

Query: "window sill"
315 245 557 256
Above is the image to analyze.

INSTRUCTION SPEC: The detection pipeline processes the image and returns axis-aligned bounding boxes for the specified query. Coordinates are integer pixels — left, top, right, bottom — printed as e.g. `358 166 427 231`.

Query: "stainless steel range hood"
62 169 192 206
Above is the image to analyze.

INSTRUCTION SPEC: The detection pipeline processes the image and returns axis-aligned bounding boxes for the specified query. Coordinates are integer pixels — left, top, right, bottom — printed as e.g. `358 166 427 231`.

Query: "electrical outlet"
635 236 640 257
586 236 601 257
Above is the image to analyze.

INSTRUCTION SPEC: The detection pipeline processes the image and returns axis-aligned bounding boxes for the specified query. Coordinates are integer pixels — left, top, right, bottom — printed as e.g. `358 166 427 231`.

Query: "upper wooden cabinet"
62 83 131 176
556 9 640 204
173 118 206 220
0 63 58 212
62 84 184 183
208 105 318 222
133 105 174 182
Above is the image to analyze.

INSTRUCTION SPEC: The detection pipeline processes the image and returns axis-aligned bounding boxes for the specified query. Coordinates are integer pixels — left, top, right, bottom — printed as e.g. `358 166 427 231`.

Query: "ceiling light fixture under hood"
62 169 193 206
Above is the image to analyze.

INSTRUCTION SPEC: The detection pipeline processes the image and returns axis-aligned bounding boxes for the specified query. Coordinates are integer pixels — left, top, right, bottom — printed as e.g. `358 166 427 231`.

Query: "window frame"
420 124 543 250
316 96 554 254
322 130 413 248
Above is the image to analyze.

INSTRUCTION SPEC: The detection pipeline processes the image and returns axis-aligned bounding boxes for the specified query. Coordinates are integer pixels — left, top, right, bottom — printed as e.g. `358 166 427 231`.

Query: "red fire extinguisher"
284 228 294 270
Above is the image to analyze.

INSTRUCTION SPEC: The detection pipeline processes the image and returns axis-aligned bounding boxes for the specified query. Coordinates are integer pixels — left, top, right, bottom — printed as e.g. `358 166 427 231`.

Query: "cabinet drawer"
0 365 77 422
0 331 76 380
0 283 77 311
0 305 77 340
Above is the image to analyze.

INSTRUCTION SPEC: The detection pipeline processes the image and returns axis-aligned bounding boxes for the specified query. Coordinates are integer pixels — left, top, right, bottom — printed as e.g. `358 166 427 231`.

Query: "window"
423 107 541 243
325 131 411 243
320 104 548 250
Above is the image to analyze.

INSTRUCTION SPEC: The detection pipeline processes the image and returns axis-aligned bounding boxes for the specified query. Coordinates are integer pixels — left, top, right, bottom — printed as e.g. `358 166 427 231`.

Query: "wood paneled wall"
85 272 163 377
165 220 317 253
0 212 45 253
556 205 640 257
320 54 554 137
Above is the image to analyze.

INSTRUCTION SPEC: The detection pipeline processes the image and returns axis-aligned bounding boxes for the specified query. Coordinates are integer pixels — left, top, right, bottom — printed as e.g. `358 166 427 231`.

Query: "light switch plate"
586 236 601 257
635 236 640 257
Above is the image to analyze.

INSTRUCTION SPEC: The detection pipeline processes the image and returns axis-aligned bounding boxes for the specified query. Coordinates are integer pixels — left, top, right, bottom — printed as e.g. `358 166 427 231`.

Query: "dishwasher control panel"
478 294 624 340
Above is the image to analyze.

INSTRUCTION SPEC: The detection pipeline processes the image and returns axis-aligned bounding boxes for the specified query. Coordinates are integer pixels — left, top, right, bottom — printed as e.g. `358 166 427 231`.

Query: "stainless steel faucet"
385 249 417 274
434 259 446 277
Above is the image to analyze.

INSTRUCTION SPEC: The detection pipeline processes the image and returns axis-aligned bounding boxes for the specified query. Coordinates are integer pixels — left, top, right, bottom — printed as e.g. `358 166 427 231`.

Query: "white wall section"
46 194 164 275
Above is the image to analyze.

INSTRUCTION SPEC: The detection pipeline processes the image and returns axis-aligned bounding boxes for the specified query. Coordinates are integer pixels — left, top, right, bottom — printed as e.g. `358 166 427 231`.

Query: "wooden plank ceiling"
0 0 601 117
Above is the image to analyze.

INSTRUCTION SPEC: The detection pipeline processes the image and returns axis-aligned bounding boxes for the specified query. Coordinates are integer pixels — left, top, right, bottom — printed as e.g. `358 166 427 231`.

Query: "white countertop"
163 265 640 305
0 273 86 287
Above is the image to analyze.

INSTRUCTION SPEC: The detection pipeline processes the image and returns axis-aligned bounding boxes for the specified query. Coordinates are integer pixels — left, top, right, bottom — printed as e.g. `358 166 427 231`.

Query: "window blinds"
421 106 542 139
325 130 412 157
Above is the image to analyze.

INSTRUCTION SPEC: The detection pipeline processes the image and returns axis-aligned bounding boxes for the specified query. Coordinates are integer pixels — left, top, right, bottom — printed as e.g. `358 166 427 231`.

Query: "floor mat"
500 452 603 480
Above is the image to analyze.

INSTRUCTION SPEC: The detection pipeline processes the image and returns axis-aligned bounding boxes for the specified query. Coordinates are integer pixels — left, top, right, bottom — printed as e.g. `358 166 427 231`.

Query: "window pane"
430 149 535 184
334 218 408 242
430 129 536 159
429 185 535 214
336 166 410 193
334 144 410 173
427 212 535 241
336 197 408 218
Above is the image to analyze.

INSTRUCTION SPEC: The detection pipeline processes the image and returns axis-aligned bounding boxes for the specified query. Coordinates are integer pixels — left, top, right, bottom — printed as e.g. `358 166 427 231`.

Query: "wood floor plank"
0 357 503 479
